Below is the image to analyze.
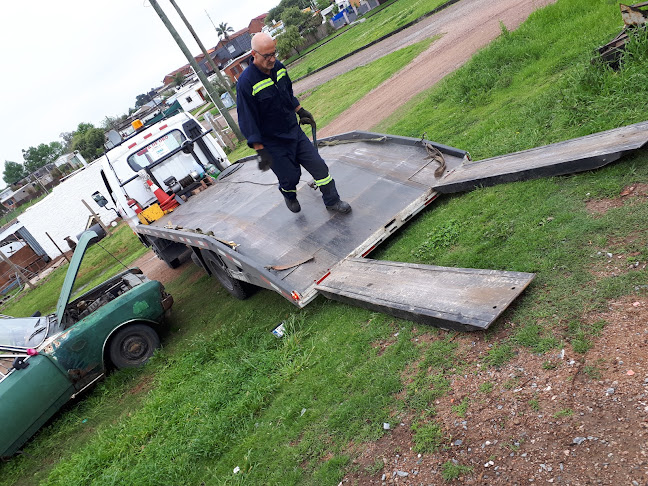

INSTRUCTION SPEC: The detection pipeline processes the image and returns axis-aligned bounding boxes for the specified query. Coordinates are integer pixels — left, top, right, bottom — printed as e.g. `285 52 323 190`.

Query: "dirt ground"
131 251 193 285
300 0 556 137
337 185 648 485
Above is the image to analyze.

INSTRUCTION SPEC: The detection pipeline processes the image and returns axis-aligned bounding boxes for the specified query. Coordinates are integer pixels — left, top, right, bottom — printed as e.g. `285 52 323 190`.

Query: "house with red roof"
162 13 268 87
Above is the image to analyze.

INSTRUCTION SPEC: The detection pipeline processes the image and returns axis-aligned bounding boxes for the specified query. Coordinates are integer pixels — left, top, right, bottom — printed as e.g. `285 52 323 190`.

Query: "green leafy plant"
441 461 473 481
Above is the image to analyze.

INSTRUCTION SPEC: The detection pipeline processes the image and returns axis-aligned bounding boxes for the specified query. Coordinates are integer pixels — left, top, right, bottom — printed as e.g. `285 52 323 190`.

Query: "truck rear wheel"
201 250 255 300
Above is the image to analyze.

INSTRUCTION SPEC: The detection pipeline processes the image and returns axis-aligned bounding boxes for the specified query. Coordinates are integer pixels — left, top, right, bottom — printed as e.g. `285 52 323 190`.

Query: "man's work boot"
326 199 351 214
284 197 301 213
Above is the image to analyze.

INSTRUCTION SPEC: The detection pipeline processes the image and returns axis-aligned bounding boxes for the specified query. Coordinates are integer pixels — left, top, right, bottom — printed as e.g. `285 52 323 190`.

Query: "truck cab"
99 112 230 229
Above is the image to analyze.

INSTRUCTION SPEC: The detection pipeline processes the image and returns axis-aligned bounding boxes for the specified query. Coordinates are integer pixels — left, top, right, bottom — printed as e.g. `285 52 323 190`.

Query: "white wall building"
167 81 209 112
16 160 118 259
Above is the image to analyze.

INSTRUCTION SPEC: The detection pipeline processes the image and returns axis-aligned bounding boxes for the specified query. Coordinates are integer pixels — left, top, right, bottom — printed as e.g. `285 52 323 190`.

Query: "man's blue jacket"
236 60 301 148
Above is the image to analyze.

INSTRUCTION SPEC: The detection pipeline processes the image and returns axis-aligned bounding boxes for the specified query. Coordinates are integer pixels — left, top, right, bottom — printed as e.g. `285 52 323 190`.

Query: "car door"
0 353 75 457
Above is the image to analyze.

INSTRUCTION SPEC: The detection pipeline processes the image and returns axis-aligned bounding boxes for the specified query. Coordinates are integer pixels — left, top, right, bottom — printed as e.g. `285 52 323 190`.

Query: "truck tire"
201 250 255 300
109 324 160 369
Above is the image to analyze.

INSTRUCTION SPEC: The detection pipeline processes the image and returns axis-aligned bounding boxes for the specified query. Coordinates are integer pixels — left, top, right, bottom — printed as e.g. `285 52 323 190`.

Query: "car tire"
109 324 160 369
200 250 256 300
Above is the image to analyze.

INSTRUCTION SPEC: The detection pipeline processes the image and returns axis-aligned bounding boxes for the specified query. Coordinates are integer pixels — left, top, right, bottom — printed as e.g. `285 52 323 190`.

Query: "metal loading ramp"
433 121 648 194
315 258 535 331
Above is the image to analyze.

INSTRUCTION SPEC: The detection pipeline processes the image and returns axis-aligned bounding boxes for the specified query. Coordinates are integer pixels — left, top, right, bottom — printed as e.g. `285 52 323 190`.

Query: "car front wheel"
109 324 160 369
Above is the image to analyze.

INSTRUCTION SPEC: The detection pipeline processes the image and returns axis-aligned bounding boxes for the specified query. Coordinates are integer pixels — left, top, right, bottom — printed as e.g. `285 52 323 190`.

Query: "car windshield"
126 130 186 172
0 317 48 349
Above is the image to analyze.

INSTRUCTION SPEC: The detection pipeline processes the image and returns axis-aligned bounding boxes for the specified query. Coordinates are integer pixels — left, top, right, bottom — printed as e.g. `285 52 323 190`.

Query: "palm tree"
216 22 234 41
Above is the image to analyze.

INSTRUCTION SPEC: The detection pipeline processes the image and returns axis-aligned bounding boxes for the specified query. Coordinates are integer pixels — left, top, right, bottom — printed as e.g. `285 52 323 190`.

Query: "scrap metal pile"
597 2 648 68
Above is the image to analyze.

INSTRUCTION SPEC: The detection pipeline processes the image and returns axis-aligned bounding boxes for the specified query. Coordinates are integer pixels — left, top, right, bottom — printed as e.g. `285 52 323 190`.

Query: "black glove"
297 107 315 126
256 148 273 171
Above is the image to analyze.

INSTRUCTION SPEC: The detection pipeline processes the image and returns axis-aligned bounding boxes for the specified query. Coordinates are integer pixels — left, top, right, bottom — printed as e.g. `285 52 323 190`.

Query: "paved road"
289 0 555 137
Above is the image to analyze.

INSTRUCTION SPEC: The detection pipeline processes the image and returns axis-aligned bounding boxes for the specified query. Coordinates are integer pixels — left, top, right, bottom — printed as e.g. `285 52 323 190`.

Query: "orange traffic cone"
146 179 179 211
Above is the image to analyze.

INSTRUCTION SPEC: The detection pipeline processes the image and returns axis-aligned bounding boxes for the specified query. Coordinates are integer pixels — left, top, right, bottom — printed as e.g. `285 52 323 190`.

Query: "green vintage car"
0 231 173 457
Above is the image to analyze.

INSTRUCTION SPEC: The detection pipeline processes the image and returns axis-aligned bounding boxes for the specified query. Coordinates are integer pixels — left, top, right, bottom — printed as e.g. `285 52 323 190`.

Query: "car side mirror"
12 357 29 370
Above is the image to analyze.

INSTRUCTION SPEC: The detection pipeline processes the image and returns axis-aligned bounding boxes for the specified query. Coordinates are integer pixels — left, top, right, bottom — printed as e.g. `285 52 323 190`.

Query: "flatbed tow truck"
98 112 648 332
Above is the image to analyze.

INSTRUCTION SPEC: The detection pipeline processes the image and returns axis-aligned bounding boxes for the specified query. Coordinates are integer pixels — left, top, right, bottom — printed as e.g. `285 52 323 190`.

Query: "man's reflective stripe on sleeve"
252 78 274 96
251 69 288 96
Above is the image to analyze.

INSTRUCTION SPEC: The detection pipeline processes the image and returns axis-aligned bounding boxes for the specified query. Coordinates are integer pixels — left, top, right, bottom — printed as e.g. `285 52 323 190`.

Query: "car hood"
55 230 99 325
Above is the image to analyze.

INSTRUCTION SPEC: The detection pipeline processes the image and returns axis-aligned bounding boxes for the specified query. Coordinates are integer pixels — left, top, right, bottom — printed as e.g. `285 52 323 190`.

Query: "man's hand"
256 148 273 171
297 107 315 126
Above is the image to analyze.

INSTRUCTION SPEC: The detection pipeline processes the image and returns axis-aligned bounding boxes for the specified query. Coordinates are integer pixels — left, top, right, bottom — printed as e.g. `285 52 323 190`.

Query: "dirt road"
295 0 556 137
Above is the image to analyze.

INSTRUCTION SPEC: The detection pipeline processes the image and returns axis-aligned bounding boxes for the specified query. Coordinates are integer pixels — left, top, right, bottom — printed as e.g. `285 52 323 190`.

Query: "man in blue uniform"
236 33 351 214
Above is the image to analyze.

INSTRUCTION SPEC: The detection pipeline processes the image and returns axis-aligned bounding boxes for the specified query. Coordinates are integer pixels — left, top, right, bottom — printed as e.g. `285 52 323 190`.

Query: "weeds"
553 408 574 418
412 420 445 453
583 363 603 380
441 461 473 481
479 382 494 393
451 397 470 418
483 343 515 368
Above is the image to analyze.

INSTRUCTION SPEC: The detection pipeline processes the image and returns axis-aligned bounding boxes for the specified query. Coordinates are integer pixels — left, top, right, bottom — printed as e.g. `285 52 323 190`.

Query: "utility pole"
168 0 235 100
148 0 243 141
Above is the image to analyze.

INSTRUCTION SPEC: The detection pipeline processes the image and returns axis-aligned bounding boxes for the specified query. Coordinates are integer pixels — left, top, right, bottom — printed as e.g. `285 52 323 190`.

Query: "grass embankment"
1 0 647 484
287 0 450 80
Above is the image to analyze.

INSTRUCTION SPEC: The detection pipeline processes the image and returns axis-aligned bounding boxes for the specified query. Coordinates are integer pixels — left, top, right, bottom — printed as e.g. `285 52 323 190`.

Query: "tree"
71 123 106 162
22 141 64 173
316 0 331 10
266 0 311 26
3 161 27 185
216 22 234 40
59 131 75 152
173 72 186 87
281 7 311 30
135 93 153 108
135 88 159 109
276 26 304 58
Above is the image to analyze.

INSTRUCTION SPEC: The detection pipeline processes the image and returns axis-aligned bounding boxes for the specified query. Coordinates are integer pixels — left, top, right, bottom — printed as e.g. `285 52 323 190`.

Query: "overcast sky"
0 0 277 169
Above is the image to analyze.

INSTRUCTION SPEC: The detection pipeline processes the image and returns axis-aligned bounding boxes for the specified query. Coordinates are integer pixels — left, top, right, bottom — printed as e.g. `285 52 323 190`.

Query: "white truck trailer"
97 112 648 331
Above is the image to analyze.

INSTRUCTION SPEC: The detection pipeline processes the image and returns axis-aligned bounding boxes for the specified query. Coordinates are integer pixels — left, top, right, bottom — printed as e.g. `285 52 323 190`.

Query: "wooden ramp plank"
316 258 535 332
434 121 648 194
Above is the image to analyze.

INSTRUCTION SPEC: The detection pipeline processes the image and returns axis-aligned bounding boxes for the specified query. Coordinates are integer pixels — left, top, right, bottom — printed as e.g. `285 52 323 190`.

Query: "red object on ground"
146 179 179 211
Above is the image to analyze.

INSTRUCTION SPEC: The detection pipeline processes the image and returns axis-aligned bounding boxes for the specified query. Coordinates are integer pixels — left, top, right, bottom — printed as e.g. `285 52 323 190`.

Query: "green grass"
553 408 574 418
287 0 450 80
441 461 473 481
2 0 648 483
451 397 470 418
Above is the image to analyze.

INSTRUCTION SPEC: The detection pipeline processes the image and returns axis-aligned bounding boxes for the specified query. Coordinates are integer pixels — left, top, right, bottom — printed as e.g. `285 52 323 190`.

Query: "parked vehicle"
0 230 173 458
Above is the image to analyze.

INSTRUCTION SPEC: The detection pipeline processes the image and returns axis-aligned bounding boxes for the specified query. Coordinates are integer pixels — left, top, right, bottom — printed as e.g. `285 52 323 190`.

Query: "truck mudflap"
433 120 648 194
315 258 535 332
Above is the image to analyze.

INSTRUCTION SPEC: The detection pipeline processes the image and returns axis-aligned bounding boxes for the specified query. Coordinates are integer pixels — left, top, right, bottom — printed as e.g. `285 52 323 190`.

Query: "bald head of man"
251 32 277 73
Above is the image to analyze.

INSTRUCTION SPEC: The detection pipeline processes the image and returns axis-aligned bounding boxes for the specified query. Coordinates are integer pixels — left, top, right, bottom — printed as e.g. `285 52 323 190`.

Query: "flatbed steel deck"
133 122 647 330
138 133 468 305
